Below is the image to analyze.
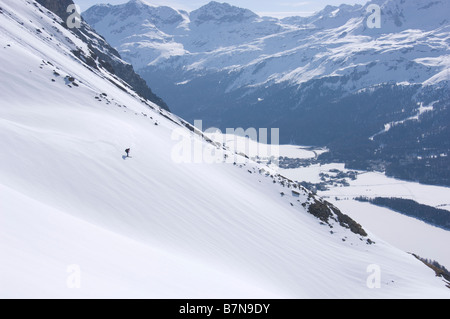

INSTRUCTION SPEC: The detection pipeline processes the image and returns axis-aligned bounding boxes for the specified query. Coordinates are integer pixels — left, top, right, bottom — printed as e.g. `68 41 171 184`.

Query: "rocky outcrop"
36 0 170 111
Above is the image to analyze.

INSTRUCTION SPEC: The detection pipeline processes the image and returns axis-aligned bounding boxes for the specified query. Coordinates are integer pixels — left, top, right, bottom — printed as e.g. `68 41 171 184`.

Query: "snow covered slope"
0 0 449 298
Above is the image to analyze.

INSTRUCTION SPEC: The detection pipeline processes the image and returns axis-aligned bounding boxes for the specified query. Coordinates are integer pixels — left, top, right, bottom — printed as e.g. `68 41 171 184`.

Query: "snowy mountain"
83 0 450 91
191 1 258 24
83 0 450 186
1 0 449 298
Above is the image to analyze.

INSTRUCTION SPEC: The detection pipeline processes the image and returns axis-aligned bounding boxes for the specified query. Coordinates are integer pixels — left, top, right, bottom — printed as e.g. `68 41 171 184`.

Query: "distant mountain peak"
191 1 258 24
126 0 148 6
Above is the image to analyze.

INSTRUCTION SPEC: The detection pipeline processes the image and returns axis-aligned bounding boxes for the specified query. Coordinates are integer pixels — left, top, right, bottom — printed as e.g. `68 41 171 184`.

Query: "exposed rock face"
35 0 75 27
36 0 170 111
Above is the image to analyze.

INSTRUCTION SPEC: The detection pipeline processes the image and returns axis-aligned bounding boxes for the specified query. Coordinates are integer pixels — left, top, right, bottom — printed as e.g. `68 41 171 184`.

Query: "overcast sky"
73 0 370 18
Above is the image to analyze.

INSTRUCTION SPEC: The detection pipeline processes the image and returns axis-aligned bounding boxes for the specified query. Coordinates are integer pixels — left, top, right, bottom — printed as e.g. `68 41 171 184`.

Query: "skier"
125 148 131 158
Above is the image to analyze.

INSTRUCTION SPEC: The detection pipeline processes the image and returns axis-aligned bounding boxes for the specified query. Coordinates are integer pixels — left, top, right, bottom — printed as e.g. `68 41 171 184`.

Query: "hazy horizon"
73 0 370 18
